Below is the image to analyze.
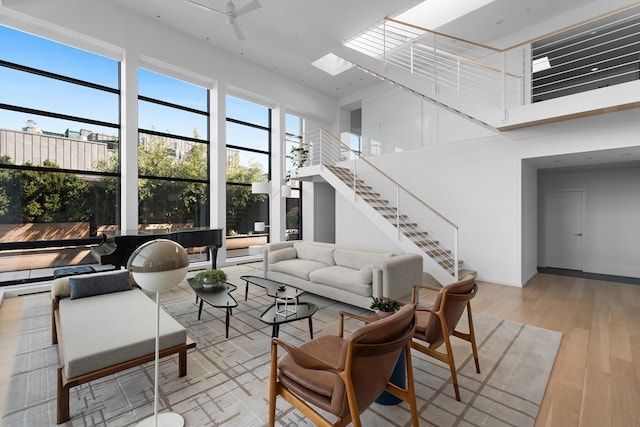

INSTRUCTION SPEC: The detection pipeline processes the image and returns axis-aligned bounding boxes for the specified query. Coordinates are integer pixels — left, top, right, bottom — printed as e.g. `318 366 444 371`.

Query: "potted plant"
193 269 227 290
370 297 401 318
290 146 309 170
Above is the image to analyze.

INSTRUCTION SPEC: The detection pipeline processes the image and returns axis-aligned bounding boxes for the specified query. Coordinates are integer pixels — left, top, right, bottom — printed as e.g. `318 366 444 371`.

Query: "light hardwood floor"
1 272 639 425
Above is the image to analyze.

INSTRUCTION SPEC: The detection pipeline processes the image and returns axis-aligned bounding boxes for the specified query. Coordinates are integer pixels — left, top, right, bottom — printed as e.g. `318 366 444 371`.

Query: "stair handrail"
301 128 460 278
303 128 458 230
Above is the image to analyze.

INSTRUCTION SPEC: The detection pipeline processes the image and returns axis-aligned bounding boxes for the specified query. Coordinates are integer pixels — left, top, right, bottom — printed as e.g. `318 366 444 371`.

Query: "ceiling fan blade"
188 0 225 15
230 19 246 41
234 0 261 17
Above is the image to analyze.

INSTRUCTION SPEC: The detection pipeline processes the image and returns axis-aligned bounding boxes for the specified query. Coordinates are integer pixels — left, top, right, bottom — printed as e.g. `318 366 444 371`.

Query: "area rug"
2 266 562 426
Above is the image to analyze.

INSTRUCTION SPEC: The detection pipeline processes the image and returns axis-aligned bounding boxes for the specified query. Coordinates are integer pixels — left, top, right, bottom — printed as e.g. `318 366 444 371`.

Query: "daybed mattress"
59 288 186 378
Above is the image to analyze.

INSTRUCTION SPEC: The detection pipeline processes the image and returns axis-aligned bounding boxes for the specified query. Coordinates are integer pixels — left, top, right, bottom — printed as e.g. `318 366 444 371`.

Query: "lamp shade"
281 184 292 198
127 239 189 293
251 181 271 194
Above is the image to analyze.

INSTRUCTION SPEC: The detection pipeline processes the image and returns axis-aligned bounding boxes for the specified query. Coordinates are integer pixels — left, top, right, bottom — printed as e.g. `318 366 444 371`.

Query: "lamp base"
136 412 184 427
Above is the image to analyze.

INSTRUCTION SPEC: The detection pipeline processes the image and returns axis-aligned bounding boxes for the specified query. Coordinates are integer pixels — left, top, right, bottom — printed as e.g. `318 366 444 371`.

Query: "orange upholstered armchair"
268 304 419 427
411 274 480 401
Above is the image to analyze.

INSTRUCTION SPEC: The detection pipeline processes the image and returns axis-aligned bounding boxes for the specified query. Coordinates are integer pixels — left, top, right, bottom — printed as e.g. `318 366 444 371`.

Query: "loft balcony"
333 4 640 131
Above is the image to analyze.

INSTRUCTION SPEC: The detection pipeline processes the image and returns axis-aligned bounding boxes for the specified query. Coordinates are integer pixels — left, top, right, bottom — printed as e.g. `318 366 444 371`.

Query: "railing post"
410 42 414 74
432 32 438 94
457 57 460 93
396 184 400 240
454 227 459 280
501 51 507 121
383 19 387 66
353 157 357 202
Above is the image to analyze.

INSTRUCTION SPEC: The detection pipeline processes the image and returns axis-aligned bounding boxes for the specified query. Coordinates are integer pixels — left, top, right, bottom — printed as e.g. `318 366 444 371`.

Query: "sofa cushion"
69 271 132 300
293 242 335 266
309 266 373 297
333 248 393 270
357 266 373 284
269 247 297 264
269 259 331 281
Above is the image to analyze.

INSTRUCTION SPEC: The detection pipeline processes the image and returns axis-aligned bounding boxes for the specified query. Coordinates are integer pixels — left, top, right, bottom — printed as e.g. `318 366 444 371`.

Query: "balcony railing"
342 3 640 118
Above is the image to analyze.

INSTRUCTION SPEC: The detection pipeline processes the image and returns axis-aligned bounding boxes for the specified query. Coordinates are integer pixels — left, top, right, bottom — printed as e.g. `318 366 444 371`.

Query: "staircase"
298 128 462 285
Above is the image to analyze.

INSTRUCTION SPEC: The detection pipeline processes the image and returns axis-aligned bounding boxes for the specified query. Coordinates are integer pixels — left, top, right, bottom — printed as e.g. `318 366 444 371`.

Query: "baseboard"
537 267 640 285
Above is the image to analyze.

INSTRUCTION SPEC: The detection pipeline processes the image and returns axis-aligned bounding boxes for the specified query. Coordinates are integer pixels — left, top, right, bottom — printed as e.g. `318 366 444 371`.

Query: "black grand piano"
91 227 224 270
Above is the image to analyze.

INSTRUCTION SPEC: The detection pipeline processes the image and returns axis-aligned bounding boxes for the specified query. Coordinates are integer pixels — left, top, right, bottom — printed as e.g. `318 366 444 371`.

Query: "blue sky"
1 24 300 155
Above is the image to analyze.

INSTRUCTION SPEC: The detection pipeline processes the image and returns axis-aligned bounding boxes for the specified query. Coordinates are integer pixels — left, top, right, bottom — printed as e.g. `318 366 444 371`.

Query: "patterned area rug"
2 264 562 426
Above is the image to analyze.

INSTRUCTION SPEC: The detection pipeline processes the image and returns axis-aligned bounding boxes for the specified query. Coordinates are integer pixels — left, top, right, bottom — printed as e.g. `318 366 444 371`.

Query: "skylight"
311 53 354 76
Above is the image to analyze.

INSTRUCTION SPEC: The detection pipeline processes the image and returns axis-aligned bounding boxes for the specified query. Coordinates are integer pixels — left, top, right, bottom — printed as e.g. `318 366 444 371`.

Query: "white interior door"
543 190 583 270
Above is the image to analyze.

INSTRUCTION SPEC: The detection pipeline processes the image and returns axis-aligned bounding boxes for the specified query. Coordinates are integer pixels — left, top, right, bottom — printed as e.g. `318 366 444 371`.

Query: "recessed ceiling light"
496 18 504 25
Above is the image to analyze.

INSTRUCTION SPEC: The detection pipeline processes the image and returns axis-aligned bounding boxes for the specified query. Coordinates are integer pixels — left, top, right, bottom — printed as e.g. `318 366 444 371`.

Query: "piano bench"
53 265 97 279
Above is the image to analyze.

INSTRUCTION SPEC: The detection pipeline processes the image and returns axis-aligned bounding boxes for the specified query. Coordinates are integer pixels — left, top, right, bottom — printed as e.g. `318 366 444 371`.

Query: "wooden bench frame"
52 296 196 424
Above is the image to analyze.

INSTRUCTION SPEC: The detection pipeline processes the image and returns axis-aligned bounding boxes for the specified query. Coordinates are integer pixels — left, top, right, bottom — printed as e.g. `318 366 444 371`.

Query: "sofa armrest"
263 242 296 274
372 253 423 301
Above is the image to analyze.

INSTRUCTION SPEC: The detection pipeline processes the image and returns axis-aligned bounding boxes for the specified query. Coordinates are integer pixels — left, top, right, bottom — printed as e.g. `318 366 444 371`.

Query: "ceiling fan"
189 0 261 41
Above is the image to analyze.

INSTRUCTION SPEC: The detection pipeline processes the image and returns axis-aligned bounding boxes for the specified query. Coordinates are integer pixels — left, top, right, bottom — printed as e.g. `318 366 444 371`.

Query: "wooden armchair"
269 304 419 427
411 275 480 401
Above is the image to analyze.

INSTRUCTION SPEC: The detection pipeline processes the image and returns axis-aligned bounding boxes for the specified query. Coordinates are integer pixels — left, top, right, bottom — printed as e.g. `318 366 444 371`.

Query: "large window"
137 68 209 229
226 95 270 257
0 25 120 284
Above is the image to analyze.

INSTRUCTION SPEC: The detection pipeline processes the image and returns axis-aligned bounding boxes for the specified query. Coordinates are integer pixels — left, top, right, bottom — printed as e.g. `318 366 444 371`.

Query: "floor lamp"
127 239 190 427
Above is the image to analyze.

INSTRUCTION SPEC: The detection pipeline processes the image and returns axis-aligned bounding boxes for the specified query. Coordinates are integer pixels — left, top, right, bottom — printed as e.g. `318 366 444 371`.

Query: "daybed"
51 270 195 424
263 241 423 309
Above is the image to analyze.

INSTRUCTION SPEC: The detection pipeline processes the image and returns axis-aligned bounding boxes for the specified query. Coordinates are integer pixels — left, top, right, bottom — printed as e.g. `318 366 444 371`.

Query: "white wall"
337 85 640 286
538 166 640 278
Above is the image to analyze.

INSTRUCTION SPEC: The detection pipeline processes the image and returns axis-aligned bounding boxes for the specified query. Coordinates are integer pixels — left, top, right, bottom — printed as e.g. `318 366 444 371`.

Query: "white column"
210 80 227 263
120 50 139 233
270 104 286 242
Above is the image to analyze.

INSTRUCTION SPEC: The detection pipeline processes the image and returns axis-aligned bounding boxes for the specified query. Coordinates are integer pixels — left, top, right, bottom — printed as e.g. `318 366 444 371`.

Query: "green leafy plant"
290 146 309 170
370 297 400 312
193 269 227 286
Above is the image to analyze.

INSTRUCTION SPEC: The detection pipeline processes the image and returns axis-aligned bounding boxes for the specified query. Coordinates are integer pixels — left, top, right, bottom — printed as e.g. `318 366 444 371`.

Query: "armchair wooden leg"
467 306 480 374
268 340 278 427
404 346 420 427
443 333 461 401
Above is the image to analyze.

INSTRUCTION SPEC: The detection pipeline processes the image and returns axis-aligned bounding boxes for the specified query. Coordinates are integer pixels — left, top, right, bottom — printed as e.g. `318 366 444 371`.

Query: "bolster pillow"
69 271 132 300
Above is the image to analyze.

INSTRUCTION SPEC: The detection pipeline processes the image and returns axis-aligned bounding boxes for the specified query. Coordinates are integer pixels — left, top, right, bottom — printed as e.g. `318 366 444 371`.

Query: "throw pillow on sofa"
293 242 336 266
269 247 297 264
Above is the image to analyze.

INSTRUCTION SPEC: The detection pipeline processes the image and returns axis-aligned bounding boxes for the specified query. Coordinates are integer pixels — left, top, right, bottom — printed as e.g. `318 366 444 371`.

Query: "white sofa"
263 241 424 309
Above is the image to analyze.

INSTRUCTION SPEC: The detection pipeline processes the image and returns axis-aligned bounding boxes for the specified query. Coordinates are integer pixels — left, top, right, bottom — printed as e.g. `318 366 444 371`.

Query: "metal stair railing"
302 128 460 278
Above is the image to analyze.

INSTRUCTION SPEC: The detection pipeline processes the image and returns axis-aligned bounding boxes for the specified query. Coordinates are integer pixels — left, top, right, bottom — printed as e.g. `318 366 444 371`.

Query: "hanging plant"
290 146 309 170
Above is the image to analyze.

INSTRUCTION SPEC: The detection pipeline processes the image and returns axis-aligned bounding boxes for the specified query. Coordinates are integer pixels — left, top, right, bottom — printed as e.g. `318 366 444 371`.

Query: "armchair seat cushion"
278 335 347 414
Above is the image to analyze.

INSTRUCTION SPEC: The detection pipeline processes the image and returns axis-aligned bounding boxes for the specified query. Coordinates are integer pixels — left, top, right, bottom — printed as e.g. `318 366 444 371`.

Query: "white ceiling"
3 0 613 99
